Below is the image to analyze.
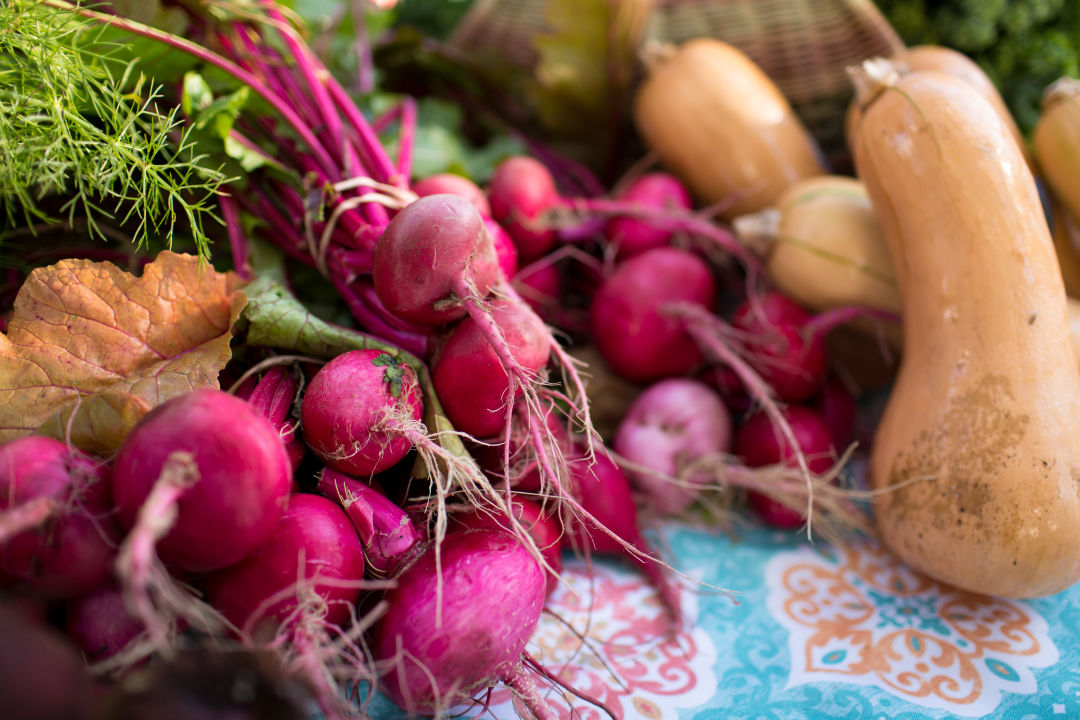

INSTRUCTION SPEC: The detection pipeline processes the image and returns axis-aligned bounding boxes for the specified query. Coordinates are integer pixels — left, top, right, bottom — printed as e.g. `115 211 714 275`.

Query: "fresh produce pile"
1 1 1079 719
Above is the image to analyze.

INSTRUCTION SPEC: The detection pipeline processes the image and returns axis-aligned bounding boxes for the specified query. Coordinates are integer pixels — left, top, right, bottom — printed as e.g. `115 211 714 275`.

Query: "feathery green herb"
0 1 228 259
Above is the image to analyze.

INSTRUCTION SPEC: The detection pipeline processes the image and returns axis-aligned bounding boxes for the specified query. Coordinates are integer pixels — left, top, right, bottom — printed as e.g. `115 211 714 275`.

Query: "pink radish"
373 193 500 326
111 387 292 573
487 217 519 279
734 406 836 528
513 261 562 323
373 528 558 717
412 172 491 217
453 497 563 595
605 172 693 259
66 582 145 666
204 493 365 634
590 246 717 382
0 436 119 598
487 155 561 262
301 349 424 476
561 449 682 625
614 378 732 514
731 292 827 402
235 365 306 471
317 468 420 577
431 298 551 439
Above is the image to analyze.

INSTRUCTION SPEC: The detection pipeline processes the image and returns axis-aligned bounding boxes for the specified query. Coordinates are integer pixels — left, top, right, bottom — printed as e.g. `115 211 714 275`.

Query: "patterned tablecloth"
370 522 1080 720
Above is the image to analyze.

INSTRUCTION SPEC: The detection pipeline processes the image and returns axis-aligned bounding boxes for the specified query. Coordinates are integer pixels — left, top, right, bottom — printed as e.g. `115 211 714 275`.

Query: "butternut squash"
633 39 825 219
1034 78 1080 224
852 61 1080 598
846 46 1031 171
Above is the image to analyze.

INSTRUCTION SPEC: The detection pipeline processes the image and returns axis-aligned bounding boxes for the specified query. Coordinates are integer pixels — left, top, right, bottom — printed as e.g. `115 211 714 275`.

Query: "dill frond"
0 1 229 261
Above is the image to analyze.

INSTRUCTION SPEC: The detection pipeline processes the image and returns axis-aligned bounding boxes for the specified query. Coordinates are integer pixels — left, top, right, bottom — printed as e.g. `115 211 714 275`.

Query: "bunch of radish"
0 4 894 719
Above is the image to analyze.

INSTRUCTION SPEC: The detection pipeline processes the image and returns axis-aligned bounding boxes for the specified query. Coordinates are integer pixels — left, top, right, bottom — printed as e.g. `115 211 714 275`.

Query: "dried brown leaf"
0 251 246 443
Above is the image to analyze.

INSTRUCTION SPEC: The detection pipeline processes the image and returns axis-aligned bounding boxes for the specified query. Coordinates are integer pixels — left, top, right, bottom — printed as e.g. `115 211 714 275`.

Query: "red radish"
432 298 551 438
373 528 556 717
66 582 145 665
204 493 366 634
731 293 827 402
301 349 423 476
235 365 306 471
734 406 836 528
814 374 858 449
614 378 732 514
562 449 682 625
590 246 717 382
373 193 500 326
111 387 292 573
605 172 693 259
487 155 561 262
700 365 753 415
486 217 519 279
317 469 420 577
412 172 491 217
0 436 119 598
513 260 561 323
453 497 563 594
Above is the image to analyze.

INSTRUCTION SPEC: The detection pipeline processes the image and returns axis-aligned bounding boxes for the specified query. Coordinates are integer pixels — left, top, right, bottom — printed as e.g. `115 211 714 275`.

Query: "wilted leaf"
35 390 152 456
0 251 246 443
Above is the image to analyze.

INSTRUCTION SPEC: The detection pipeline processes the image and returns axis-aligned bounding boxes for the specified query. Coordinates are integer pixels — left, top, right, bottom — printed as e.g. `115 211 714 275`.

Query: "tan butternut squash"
633 39 825 219
847 46 1031 171
852 60 1080 599
1034 78 1080 224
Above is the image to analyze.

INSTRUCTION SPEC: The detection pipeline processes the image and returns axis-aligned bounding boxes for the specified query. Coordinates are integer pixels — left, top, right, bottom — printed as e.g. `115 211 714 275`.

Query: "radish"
204 493 366 635
734 406 837 528
730 292 827 402
487 217 519 279
590 246 717 382
317 468 420 578
513 260 562 324
0 436 119 598
412 172 491 217
111 388 292 574
487 155 561 262
453 497 563 595
301 349 424 476
66 582 145 666
234 364 306 471
373 528 558 717
605 172 693 259
563 449 682 625
814 374 858 449
373 193 500 326
431 298 551 439
614 378 732 514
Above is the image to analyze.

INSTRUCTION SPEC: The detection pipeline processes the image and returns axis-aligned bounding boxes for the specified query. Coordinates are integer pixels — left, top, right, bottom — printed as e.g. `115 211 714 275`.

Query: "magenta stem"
395 96 417 185
0 496 57 544
218 191 251 280
804 304 901 340
325 75 398 184
567 196 761 273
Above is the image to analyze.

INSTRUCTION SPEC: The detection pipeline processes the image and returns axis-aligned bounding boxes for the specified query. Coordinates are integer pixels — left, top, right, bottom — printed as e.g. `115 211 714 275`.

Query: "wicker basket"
449 0 904 165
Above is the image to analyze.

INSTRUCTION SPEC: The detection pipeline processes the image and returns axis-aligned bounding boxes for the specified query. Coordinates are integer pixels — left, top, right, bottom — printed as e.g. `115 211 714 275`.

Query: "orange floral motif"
765 541 1058 717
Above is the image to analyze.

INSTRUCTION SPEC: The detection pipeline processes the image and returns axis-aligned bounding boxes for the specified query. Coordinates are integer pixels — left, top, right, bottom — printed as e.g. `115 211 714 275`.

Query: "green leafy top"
0 1 229 259
371 352 407 398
